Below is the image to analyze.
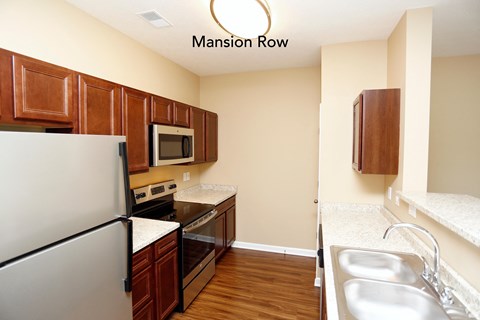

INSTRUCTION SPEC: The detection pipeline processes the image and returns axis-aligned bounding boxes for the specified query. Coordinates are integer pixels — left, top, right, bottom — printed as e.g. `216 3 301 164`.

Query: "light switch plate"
387 187 392 200
395 195 400 206
183 172 190 182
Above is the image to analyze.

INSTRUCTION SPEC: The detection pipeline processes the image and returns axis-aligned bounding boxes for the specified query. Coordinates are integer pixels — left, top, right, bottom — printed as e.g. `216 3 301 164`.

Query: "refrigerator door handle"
123 218 133 292
119 142 132 218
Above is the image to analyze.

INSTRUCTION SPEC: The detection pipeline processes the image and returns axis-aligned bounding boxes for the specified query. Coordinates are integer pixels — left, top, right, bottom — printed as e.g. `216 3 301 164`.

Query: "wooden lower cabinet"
214 196 236 262
154 249 179 320
134 300 155 320
132 230 179 320
214 213 226 260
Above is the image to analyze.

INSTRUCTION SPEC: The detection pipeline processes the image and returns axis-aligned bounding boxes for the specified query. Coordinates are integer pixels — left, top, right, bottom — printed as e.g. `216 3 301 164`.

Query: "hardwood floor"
169 248 320 320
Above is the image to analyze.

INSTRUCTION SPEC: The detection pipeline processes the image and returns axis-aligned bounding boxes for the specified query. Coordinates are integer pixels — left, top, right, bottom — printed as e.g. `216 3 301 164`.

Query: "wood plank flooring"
169 248 320 320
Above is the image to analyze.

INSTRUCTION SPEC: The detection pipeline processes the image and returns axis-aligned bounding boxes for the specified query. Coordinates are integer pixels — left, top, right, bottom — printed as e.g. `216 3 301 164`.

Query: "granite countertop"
130 217 180 253
398 192 480 247
321 204 480 320
174 183 237 205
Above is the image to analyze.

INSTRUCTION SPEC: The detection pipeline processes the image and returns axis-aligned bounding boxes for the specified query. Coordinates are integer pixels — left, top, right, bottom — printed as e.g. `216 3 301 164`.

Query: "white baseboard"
231 241 317 258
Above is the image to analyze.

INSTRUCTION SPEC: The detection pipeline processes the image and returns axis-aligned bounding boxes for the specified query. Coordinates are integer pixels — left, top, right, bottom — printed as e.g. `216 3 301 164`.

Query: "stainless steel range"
131 180 216 311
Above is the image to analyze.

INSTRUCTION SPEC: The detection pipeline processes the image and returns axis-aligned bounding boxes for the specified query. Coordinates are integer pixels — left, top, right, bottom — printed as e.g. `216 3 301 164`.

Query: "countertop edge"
398 192 480 248
131 217 180 254
174 183 238 205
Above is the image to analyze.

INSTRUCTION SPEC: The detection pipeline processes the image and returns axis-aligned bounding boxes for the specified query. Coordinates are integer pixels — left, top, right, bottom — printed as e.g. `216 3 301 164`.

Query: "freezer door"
0 220 132 320
0 132 129 263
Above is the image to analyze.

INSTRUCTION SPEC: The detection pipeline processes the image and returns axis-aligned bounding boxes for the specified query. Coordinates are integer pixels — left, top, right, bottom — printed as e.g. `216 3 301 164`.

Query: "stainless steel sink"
330 246 467 320
338 248 418 283
343 279 449 320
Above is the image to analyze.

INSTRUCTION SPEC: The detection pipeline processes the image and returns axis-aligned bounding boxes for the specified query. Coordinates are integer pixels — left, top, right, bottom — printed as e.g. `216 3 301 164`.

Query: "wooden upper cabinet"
122 87 150 173
151 95 173 125
78 74 121 135
12 55 74 124
151 96 190 128
173 102 190 127
190 107 206 164
352 88 400 174
206 111 218 162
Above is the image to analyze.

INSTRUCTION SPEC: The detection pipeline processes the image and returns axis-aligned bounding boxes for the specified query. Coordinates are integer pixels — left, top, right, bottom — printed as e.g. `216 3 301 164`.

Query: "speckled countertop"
322 204 480 320
130 217 179 253
174 184 237 205
398 192 480 247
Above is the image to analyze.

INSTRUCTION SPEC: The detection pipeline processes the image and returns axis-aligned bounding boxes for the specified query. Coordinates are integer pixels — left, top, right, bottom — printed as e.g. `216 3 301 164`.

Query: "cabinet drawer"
154 231 178 260
132 265 155 314
133 246 153 275
216 196 236 215
133 299 155 320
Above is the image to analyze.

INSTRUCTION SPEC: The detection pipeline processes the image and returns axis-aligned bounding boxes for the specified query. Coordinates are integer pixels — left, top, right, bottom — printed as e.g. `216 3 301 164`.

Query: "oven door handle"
183 210 217 234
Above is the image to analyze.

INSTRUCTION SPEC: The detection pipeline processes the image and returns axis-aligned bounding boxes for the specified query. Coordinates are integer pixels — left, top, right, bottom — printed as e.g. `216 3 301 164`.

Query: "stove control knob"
169 184 177 189
135 192 146 199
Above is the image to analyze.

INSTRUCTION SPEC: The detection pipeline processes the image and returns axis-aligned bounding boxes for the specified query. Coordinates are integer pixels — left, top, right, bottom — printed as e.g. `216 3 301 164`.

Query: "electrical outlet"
387 187 392 200
395 195 400 206
183 172 190 182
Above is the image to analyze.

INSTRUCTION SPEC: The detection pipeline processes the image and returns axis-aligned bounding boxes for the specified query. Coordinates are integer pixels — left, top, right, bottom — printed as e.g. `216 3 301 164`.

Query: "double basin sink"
331 246 474 320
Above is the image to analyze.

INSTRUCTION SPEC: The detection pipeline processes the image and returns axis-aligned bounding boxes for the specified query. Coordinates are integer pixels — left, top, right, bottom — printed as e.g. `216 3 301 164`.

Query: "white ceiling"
66 0 480 76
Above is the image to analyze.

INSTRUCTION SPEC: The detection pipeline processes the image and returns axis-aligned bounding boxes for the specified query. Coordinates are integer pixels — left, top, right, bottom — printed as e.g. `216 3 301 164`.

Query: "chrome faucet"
383 223 441 289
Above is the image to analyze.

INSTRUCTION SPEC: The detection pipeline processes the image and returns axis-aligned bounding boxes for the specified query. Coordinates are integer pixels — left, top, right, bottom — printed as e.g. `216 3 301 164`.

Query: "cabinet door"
173 102 190 127
215 213 226 261
155 249 179 320
352 95 363 172
205 111 218 162
78 74 121 135
226 206 236 247
190 107 206 164
151 95 173 125
12 55 74 124
132 265 155 314
122 87 150 173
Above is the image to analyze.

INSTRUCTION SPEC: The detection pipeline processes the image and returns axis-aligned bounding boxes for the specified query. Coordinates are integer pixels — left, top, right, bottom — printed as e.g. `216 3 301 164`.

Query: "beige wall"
319 41 387 204
385 8 432 198
428 55 480 197
199 67 320 250
0 0 202 188
384 9 480 291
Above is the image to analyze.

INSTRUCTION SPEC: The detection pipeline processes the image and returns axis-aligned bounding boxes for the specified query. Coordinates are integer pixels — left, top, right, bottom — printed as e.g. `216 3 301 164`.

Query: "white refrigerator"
0 131 133 320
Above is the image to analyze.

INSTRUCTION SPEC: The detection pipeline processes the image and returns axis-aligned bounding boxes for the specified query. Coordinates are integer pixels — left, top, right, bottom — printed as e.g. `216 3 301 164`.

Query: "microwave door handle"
182 136 190 158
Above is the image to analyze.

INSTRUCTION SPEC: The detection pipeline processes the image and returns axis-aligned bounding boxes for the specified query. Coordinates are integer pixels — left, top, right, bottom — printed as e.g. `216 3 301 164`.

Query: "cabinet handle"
314 199 318 204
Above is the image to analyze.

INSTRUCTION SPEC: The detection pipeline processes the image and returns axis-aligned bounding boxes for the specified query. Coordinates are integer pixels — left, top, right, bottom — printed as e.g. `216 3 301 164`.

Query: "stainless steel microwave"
149 124 194 166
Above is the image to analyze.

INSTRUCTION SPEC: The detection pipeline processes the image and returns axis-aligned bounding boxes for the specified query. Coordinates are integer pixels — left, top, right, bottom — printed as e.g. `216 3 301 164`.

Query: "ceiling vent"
137 10 172 28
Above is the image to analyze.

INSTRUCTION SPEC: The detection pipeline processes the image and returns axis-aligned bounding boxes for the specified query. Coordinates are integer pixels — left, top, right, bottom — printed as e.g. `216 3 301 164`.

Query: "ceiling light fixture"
210 0 271 39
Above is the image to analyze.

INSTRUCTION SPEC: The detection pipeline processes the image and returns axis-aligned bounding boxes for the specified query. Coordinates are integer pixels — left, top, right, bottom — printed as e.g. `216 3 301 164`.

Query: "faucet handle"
441 286 454 305
420 256 432 281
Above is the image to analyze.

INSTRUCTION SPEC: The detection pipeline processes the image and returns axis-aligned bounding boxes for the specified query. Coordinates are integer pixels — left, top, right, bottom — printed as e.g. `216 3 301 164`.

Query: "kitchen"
0 0 479 319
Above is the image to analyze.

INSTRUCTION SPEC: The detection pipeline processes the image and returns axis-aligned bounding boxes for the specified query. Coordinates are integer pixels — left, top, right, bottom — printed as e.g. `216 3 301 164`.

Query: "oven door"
182 210 216 284
181 210 216 310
